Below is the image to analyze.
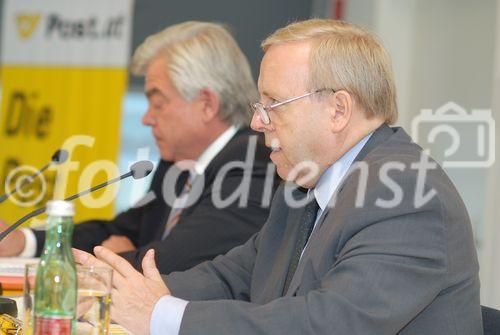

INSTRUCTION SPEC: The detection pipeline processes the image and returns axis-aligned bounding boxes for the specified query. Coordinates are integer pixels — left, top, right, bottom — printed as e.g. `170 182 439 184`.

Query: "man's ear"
197 88 221 122
328 90 352 133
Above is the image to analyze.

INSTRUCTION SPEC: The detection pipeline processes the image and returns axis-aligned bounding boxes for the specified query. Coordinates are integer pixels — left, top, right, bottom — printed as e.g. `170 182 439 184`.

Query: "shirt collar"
193 125 239 176
312 133 372 211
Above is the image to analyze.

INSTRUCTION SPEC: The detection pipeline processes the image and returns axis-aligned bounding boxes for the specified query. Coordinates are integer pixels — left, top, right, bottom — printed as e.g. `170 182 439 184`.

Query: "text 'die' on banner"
0 0 134 225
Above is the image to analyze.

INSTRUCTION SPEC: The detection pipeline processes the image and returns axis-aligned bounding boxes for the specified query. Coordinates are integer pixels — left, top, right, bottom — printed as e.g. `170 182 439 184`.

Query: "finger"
110 287 121 323
142 249 162 280
94 246 139 279
91 247 131 290
76 295 94 318
72 248 90 265
110 287 121 306
72 248 109 268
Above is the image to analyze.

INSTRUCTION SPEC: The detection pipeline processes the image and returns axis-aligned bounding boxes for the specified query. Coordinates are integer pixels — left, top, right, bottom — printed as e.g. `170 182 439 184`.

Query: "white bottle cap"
46 200 74 217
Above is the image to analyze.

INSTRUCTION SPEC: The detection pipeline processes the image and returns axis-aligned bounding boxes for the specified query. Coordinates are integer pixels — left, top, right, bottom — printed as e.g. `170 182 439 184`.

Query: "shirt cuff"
19 228 37 258
150 295 188 335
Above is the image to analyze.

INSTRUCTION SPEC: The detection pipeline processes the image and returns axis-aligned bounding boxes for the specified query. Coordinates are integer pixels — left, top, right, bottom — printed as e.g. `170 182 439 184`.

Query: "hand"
73 247 170 335
0 219 25 256
73 248 111 269
101 235 136 253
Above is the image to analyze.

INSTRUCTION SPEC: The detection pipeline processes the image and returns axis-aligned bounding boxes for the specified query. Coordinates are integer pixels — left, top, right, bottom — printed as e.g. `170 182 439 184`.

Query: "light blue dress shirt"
150 133 371 335
303 133 371 257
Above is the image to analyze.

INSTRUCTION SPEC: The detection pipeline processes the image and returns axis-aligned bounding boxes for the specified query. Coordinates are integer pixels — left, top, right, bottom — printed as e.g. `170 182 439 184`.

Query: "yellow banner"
0 66 127 224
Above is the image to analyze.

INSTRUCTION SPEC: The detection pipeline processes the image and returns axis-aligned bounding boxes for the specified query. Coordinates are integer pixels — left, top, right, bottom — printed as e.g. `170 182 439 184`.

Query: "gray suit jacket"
165 124 482 334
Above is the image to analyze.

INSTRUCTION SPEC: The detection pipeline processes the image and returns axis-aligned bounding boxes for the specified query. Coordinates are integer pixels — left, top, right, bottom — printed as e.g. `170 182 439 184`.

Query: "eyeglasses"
251 88 335 125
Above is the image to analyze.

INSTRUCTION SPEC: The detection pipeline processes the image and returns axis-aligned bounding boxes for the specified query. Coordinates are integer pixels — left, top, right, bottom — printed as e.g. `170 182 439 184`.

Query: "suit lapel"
315 124 395 232
268 186 310 298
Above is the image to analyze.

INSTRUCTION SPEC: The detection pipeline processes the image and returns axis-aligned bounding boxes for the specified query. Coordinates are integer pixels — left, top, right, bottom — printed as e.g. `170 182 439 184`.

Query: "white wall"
483 0 500 309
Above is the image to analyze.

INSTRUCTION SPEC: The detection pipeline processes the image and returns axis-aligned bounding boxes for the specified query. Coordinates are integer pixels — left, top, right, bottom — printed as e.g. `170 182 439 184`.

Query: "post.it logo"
16 13 41 40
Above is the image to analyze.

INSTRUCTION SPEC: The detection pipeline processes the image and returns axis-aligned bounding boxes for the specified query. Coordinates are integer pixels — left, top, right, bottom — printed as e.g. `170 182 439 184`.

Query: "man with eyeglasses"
74 19 481 334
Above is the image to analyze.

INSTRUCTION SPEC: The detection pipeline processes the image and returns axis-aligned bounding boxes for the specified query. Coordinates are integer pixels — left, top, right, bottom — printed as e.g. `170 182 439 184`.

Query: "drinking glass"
23 263 113 335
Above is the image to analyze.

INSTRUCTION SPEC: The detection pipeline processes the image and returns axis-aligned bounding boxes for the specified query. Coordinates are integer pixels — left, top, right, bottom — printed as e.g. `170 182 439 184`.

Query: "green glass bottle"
34 200 77 335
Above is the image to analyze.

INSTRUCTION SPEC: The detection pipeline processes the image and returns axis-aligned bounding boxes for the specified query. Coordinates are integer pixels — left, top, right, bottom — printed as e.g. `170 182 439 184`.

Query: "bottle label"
35 316 72 335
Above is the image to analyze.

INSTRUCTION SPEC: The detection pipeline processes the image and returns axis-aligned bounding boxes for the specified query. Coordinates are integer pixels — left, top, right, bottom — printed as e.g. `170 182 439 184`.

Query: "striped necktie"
161 173 194 240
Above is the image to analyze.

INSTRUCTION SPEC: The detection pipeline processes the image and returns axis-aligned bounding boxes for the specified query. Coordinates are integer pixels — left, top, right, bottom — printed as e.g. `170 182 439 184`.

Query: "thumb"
142 249 162 280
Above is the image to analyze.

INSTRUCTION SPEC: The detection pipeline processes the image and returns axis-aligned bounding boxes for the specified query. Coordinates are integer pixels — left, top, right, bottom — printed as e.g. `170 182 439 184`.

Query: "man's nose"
142 108 155 126
250 111 274 133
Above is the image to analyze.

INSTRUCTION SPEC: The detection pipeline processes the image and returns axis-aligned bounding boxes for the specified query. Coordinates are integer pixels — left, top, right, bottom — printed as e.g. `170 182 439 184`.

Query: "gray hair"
132 21 257 126
262 19 398 124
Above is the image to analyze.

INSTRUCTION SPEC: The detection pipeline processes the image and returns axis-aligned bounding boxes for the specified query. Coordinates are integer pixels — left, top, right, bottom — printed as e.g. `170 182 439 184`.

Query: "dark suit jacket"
34 128 278 273
165 125 482 334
